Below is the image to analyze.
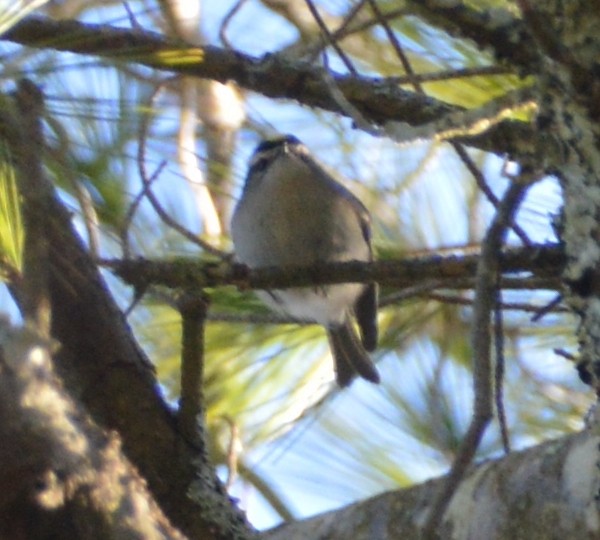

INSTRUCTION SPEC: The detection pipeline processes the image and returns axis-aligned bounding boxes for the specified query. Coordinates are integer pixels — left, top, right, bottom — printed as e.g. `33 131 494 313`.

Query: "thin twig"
333 3 402 40
554 348 576 361
329 0 368 39
304 0 357 74
452 142 532 246
135 81 227 258
305 0 367 62
379 279 447 305
177 78 223 238
122 0 141 29
494 274 510 454
366 0 424 94
122 82 165 258
387 65 512 84
320 63 378 133
222 416 241 490
422 292 567 314
123 160 167 259
207 288 565 325
219 0 249 49
531 293 563 322
422 180 528 538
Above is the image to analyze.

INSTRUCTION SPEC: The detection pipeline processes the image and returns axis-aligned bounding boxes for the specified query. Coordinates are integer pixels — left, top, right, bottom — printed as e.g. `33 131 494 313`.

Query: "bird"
231 134 379 387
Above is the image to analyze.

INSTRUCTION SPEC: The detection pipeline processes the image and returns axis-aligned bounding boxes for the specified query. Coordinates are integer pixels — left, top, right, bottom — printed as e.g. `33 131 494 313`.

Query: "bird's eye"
249 153 271 175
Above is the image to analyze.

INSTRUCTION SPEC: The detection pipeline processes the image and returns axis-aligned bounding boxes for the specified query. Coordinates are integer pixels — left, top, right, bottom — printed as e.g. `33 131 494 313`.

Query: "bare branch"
3 16 538 159
423 180 529 537
177 292 209 449
494 277 510 455
135 82 228 258
452 143 532 245
304 0 356 73
105 243 563 292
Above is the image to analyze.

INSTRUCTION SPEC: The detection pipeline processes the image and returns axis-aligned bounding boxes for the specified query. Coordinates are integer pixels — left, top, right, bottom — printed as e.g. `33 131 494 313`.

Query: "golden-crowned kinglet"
231 135 379 386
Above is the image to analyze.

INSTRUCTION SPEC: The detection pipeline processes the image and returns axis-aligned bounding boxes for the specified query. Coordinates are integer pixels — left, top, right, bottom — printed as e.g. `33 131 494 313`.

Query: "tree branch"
422 180 529 537
3 16 537 158
177 292 209 449
12 80 52 335
262 429 600 540
106 243 564 293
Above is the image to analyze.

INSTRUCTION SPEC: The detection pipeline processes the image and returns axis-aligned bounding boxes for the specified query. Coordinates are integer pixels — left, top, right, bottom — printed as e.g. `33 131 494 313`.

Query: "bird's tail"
327 321 380 387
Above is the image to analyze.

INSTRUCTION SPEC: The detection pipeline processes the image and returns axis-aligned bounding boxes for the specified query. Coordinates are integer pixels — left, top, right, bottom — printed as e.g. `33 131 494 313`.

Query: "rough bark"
1 84 254 540
263 428 600 540
3 15 536 158
0 320 186 540
526 1 600 397
107 244 563 294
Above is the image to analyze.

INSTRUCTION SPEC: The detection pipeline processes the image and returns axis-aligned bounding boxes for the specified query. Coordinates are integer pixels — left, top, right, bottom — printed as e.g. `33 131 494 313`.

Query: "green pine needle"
0 141 23 279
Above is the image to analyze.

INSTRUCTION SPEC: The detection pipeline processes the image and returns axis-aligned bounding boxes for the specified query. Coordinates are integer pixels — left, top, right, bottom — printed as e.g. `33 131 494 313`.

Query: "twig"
452 141 532 246
222 416 241 490
302 4 406 60
366 0 424 94
422 292 567 314
320 64 379 133
387 65 512 84
305 0 357 74
554 348 576 361
219 0 249 49
494 274 510 454
328 0 368 40
177 78 223 238
122 0 141 29
208 290 565 325
122 82 166 258
124 160 167 259
531 293 563 322
177 292 209 450
422 180 528 538
379 279 446 305
135 81 228 258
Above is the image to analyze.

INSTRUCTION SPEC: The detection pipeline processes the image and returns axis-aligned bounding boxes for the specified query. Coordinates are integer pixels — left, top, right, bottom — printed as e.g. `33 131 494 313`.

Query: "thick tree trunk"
0 320 186 540
1 82 253 540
